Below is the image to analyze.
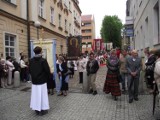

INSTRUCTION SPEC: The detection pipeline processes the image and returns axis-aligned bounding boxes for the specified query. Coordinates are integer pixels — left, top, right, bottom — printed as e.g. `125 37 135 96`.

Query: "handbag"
64 69 72 76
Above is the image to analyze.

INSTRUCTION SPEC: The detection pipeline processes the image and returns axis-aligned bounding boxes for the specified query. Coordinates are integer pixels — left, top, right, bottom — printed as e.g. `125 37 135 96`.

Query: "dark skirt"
103 72 121 96
47 74 55 89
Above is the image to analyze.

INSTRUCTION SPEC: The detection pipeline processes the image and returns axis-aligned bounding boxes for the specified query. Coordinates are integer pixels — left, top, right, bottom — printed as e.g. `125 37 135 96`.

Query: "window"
84 23 91 26
65 19 67 31
69 23 71 34
59 14 62 27
69 1 71 11
39 0 44 18
50 7 54 24
5 33 16 58
153 2 159 43
82 36 91 39
82 29 91 33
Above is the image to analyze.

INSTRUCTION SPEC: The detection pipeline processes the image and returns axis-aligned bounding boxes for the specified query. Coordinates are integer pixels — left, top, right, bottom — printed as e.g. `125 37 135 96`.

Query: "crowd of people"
1 46 160 116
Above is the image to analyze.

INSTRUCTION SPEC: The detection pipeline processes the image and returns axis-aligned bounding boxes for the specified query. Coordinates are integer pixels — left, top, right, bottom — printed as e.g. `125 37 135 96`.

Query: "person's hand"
131 72 136 76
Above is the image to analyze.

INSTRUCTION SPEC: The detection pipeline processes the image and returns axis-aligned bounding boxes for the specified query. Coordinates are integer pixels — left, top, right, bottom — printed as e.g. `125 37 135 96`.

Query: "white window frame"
4 33 16 58
39 0 44 18
50 7 54 24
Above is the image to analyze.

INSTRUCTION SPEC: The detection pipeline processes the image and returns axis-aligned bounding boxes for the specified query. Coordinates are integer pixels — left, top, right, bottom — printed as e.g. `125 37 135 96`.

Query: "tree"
100 15 123 48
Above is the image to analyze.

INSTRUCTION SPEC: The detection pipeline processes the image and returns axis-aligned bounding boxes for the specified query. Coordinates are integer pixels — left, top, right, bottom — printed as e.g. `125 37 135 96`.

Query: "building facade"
0 0 81 59
81 15 95 53
126 0 160 56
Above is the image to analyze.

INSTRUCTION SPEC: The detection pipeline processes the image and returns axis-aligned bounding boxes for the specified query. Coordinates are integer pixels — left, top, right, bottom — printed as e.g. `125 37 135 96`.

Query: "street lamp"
34 21 41 40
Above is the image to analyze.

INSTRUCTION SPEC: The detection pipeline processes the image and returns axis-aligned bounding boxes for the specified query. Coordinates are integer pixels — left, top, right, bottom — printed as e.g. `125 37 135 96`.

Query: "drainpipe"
27 0 31 58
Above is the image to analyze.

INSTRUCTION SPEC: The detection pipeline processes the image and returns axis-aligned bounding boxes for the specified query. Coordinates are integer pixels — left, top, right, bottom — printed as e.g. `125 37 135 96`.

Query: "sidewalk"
0 66 160 120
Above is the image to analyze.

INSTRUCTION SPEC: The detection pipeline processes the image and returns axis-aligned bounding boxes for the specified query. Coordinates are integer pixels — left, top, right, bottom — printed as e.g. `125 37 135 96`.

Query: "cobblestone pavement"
0 66 160 120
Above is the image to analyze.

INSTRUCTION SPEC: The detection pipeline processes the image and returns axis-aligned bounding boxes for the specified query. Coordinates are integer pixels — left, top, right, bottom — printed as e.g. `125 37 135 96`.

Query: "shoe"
89 89 93 94
63 91 67 96
129 99 133 103
57 92 63 96
134 98 139 101
35 110 40 115
114 96 118 101
92 91 97 95
40 110 48 116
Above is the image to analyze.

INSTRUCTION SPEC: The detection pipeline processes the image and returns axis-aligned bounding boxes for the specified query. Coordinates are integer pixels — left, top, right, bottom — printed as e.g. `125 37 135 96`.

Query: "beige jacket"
119 54 128 73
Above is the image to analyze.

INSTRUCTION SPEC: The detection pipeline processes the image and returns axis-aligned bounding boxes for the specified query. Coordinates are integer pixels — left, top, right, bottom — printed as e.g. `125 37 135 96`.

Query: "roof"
81 15 93 21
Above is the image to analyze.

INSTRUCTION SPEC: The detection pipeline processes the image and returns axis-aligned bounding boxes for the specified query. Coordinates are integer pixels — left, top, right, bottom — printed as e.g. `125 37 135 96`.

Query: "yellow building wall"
0 15 28 59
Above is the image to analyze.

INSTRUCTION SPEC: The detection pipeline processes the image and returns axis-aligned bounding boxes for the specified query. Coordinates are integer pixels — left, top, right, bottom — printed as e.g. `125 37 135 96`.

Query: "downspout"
27 0 31 58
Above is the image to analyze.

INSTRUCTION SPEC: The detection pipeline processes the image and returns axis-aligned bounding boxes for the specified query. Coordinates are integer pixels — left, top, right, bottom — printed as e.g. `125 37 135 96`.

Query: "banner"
67 36 81 60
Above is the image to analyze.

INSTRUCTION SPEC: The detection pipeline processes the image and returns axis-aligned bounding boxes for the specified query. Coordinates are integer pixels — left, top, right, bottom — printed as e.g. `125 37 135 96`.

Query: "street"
0 66 160 120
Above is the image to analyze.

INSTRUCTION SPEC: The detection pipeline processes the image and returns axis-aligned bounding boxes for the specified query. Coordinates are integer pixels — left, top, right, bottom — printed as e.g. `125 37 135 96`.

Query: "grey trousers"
88 73 97 91
128 75 140 100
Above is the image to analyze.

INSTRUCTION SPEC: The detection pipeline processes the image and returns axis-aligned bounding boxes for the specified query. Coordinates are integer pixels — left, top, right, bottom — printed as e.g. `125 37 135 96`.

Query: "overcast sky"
79 0 127 38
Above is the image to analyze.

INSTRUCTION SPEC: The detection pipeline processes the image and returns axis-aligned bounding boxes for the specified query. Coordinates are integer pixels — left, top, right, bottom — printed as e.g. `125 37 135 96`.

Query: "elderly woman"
103 49 121 100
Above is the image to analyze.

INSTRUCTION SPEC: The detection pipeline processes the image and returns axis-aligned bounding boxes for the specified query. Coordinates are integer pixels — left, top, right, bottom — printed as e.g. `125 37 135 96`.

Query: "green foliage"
100 15 123 48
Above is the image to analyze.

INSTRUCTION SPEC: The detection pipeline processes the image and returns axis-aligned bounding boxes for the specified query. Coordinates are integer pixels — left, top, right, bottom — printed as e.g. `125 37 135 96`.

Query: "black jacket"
86 59 99 74
29 56 50 85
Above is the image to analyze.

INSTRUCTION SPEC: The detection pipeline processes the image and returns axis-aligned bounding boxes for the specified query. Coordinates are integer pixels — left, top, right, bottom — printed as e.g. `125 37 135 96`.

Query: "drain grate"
20 87 31 92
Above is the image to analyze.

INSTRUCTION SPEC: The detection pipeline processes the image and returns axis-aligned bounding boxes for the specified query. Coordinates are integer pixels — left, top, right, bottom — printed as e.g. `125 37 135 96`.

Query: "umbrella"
153 83 158 115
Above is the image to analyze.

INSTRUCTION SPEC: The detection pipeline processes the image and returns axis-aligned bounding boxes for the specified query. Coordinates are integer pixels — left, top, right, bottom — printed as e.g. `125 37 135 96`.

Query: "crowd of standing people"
1 46 160 116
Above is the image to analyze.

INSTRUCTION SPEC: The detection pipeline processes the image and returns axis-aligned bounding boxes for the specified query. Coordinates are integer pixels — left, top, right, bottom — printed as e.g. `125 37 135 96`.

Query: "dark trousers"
20 68 26 81
128 75 140 100
61 76 68 91
79 72 83 83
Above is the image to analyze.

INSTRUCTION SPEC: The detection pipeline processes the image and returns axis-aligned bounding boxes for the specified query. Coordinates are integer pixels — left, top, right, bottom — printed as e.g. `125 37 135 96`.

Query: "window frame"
50 7 54 24
4 33 16 58
39 0 44 18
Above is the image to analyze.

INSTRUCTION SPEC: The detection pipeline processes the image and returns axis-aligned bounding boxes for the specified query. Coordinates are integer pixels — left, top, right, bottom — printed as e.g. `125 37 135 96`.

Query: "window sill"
58 26 63 31
50 23 56 27
2 0 17 7
38 15 46 21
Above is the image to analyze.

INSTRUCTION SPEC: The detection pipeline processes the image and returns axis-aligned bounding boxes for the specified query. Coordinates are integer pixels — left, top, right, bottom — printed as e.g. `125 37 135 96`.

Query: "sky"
79 0 127 38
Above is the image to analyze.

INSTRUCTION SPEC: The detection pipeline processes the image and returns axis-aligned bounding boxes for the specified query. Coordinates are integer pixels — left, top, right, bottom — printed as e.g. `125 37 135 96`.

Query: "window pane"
10 41 14 46
5 35 9 41
5 48 9 52
10 48 14 53
10 52 14 57
10 36 14 42
6 53 9 57
5 40 9 46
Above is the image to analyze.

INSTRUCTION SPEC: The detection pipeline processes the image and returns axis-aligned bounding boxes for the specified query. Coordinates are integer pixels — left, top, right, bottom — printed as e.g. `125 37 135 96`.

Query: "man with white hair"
126 50 142 103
